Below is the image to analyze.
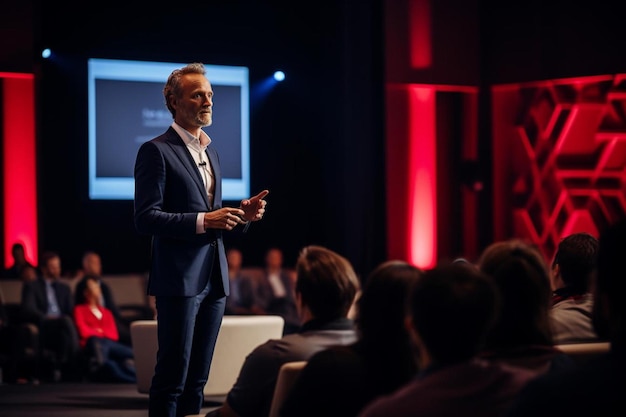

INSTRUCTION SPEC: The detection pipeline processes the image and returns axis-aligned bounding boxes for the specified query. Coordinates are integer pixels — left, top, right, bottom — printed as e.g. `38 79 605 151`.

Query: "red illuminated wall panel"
2 73 38 268
386 84 439 269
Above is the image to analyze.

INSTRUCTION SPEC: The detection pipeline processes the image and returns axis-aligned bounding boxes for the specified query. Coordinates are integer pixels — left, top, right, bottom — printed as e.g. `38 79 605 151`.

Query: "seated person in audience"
2 242 35 279
20 250 80 382
74 275 136 383
476 239 574 374
19 265 39 282
549 232 600 344
358 262 537 417
0 291 13 378
505 219 626 417
281 260 423 417
73 251 131 345
225 247 261 315
255 247 300 334
206 245 361 417
0 287 39 383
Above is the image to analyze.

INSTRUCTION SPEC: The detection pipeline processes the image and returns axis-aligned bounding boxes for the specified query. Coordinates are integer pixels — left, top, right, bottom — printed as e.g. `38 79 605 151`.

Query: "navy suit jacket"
20 277 74 324
134 127 229 297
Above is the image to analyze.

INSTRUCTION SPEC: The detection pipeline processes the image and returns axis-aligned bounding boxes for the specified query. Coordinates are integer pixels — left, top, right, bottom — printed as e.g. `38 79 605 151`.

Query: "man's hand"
240 190 269 222
204 208 247 231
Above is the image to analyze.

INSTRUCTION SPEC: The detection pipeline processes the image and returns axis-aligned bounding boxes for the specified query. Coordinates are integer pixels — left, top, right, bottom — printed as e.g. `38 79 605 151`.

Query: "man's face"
83 253 102 276
43 256 62 279
266 249 283 269
174 73 213 129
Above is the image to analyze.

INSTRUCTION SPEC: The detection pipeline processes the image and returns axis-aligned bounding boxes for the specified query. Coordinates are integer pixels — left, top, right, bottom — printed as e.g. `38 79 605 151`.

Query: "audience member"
73 275 136 383
255 247 300 334
505 219 626 417
0 289 13 379
2 242 35 279
225 247 260 315
358 262 537 417
73 251 131 345
19 265 39 282
476 239 574 374
0 278 39 383
280 260 423 417
206 245 361 417
20 251 80 382
549 232 600 344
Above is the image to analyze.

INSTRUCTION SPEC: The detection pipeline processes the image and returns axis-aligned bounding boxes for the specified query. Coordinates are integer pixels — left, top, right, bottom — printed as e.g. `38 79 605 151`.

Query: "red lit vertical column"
386 85 437 269
408 86 437 269
2 74 38 268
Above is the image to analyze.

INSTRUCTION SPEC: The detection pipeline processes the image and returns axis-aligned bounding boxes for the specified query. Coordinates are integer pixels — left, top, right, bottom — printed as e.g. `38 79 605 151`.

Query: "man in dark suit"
134 62 268 417
20 250 80 381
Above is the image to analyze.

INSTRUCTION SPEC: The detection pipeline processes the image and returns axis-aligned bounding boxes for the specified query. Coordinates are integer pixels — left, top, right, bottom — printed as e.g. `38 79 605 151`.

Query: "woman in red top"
73 275 136 382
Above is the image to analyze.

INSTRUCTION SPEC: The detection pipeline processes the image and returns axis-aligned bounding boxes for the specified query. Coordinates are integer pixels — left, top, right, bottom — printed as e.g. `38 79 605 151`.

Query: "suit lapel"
165 128 212 209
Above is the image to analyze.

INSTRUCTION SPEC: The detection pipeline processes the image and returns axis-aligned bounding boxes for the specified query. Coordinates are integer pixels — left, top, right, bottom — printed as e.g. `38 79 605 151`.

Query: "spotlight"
273 71 285 82
41 48 52 59
251 71 286 106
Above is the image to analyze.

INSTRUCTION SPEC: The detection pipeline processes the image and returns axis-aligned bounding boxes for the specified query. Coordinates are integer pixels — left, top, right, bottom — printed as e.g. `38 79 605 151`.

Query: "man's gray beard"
197 115 212 127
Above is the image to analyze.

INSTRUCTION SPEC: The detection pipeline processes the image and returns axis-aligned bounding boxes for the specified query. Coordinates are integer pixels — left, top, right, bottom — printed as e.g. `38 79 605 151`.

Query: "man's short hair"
553 232 598 292
40 250 60 268
294 245 360 322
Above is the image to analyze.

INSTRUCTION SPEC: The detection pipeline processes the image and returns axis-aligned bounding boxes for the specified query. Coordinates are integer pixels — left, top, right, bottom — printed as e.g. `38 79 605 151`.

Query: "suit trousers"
149 269 226 417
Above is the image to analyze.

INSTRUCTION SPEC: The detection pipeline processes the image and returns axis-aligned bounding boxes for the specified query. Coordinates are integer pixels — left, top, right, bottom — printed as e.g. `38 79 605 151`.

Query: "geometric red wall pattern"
492 75 626 262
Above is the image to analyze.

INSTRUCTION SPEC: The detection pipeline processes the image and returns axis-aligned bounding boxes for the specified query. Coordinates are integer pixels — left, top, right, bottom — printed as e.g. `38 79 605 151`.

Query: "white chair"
268 361 307 417
556 341 611 365
131 315 285 396
130 320 158 394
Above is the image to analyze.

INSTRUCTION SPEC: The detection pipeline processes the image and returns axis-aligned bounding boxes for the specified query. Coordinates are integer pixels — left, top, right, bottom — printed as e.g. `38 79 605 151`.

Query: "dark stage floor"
0 381 223 417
